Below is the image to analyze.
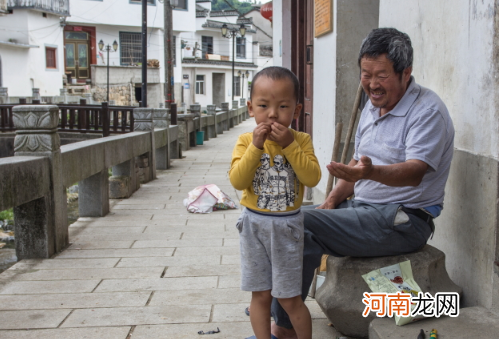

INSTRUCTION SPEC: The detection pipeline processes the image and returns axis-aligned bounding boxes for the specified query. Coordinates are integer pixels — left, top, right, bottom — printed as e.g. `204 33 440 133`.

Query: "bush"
0 208 14 221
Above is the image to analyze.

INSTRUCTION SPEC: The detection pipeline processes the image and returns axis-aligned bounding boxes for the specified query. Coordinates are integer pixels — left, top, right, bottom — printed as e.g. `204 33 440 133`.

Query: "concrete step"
369 306 499 339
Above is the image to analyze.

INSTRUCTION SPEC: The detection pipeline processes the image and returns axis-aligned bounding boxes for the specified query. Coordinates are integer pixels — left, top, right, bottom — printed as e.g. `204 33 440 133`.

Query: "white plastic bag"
183 184 238 213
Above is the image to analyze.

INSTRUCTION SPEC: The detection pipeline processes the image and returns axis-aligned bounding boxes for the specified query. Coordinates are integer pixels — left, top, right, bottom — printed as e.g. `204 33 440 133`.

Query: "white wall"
182 65 254 107
312 0 338 196
379 0 499 310
272 0 291 68
380 0 498 158
0 10 65 96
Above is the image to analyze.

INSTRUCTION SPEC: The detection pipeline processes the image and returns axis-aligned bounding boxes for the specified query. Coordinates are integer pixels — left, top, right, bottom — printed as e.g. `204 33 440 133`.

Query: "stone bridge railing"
0 101 249 260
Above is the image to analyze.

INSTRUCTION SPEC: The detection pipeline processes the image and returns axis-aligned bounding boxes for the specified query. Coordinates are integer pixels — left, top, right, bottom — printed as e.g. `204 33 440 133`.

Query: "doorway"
212 73 225 107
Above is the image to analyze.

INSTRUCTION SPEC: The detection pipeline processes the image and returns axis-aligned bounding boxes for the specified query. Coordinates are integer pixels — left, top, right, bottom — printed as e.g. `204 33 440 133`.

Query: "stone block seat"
315 245 462 338
369 306 499 339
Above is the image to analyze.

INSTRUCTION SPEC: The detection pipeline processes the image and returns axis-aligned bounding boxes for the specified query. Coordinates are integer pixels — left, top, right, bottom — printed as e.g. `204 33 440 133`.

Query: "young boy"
229 67 321 339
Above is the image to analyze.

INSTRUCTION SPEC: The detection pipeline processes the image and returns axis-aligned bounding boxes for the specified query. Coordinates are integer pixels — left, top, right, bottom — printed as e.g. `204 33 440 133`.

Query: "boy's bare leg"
250 290 273 339
271 322 298 339
275 296 311 339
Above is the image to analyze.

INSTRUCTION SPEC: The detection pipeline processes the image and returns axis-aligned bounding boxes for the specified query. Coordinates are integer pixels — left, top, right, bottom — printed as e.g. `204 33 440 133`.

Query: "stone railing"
0 102 249 260
0 105 179 260
176 102 249 152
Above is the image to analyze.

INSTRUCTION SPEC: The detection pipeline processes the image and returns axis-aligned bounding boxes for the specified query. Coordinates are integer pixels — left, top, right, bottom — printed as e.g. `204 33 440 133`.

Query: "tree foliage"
211 0 258 14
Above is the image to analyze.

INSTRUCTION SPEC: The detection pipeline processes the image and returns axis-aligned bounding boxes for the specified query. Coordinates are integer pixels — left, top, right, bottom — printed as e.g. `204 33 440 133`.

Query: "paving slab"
132 238 223 248
164 265 240 277
61 305 212 327
68 241 134 249
116 255 222 268
0 309 71 329
10 267 164 280
55 248 174 259
174 246 240 256
0 280 101 294
149 288 250 306
95 277 218 292
71 232 183 242
0 327 131 339
0 291 150 310
218 275 240 289
221 254 240 265
10 258 120 270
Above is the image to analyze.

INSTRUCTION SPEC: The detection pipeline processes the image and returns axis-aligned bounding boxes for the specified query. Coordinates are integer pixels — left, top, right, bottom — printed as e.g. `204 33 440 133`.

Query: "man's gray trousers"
270 199 433 329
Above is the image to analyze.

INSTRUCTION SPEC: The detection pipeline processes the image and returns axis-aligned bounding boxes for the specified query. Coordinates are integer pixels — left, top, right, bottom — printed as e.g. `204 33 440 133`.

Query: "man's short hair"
358 28 413 74
250 66 300 102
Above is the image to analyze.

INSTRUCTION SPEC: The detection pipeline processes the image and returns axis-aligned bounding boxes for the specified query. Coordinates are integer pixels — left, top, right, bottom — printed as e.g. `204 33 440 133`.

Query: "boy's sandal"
245 335 278 339
245 307 250 316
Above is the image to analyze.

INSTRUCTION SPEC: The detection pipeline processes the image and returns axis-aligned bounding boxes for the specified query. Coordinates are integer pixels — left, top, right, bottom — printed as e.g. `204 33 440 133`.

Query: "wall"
311 0 379 200
0 10 65 96
379 0 499 310
272 0 292 68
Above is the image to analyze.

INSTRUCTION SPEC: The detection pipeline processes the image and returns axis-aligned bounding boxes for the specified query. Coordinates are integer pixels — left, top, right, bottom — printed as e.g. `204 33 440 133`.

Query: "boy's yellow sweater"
229 129 321 212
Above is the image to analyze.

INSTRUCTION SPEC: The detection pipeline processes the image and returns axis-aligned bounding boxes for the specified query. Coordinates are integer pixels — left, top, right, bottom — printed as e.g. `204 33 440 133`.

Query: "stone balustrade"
0 103 248 259
0 104 181 260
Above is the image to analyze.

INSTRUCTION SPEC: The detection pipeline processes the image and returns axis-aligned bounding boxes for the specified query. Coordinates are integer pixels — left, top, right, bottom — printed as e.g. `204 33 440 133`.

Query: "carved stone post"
240 97 246 106
153 108 170 170
0 87 8 104
79 170 110 217
220 103 229 131
189 104 201 117
32 88 40 100
133 108 156 182
232 100 239 109
13 105 68 259
207 105 217 115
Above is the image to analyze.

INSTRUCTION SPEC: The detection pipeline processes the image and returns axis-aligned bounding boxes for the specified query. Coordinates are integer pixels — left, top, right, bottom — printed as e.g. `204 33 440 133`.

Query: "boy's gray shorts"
236 207 304 299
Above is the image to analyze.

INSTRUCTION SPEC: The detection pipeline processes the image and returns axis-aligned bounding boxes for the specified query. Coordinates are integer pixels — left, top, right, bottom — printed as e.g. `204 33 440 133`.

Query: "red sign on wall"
74 26 83 32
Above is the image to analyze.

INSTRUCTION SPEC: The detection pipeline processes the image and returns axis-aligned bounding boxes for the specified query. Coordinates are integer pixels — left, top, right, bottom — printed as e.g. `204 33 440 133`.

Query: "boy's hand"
252 123 271 149
268 122 294 148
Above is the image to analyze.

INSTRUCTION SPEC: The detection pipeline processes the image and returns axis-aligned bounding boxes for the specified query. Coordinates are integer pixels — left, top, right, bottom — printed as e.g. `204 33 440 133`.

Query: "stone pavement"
0 118 341 338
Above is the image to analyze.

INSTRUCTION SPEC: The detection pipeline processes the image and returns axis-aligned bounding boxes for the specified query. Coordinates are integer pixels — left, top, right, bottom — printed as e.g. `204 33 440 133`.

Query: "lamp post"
221 23 246 101
98 39 118 103
238 70 242 98
245 70 249 97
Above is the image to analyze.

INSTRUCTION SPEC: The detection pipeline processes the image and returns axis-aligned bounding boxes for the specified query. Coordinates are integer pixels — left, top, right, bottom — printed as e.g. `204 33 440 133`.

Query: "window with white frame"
130 0 155 4
236 37 246 59
173 0 187 10
173 35 176 67
202 36 213 59
234 76 241 96
196 75 205 94
46 47 57 69
119 32 141 66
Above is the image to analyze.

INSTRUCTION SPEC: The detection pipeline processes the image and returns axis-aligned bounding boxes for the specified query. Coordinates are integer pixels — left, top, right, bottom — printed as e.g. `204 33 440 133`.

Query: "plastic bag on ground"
183 184 238 214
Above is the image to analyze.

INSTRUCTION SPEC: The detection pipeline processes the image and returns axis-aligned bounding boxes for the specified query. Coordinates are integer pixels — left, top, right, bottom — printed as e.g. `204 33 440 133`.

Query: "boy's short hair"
250 66 300 102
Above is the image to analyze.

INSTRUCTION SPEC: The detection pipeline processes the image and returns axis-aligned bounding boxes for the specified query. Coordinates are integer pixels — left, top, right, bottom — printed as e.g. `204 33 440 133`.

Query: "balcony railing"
7 0 70 16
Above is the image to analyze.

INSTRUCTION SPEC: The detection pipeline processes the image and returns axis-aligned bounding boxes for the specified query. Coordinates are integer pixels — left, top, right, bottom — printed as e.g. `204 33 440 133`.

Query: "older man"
269 27 455 339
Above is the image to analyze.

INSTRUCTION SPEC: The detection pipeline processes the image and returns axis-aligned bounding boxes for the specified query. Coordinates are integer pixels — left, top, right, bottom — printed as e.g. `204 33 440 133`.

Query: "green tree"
212 0 253 14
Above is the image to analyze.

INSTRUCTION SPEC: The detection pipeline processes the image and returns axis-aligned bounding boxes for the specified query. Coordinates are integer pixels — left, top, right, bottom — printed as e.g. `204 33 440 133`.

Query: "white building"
66 0 196 107
179 0 258 107
0 0 70 97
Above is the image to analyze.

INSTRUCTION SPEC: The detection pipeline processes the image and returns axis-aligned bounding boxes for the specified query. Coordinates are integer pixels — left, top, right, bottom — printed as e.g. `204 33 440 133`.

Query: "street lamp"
221 23 246 101
98 39 118 103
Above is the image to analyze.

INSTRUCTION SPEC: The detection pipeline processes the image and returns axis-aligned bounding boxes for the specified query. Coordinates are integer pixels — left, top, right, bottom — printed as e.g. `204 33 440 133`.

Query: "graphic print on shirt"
253 154 298 211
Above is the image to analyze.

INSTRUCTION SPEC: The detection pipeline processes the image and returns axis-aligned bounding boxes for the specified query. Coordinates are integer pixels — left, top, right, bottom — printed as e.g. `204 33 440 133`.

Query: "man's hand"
316 198 336 210
268 122 294 148
327 155 374 183
252 122 271 149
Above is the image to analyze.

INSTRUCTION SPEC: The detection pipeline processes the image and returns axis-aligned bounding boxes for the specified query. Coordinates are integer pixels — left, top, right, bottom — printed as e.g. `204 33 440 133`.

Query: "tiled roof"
182 58 258 68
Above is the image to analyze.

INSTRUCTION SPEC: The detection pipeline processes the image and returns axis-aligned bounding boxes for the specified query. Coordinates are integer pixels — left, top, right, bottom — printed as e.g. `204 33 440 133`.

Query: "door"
64 31 90 81
212 73 225 107
303 0 314 136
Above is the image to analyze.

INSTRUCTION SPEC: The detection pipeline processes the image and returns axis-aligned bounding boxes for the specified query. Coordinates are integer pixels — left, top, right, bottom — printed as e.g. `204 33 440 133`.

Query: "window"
46 47 56 69
196 75 205 94
236 37 246 59
234 76 241 96
173 0 187 10
173 35 176 67
130 0 155 4
120 32 142 66
201 36 213 59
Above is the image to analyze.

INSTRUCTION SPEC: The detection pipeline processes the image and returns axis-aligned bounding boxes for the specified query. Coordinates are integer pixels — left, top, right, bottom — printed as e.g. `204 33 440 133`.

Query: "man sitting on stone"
269 27 455 339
